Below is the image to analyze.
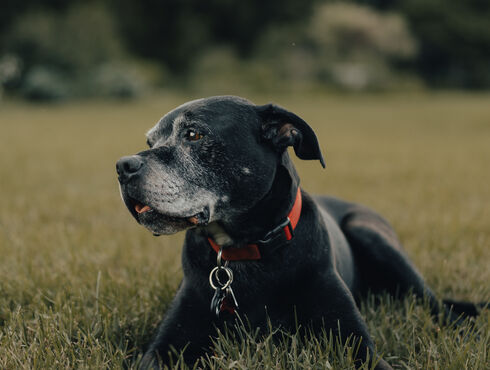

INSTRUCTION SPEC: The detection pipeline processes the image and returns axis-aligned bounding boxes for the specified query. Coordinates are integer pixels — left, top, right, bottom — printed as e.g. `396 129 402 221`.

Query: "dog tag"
210 287 225 317
221 285 239 315
209 263 239 319
211 285 239 319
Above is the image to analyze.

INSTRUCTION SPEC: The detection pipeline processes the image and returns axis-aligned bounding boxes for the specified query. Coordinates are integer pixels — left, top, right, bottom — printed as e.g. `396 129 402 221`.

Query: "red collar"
207 188 302 261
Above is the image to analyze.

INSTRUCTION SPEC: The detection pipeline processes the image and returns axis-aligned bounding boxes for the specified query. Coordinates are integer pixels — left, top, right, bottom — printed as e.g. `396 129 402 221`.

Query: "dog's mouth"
127 196 210 228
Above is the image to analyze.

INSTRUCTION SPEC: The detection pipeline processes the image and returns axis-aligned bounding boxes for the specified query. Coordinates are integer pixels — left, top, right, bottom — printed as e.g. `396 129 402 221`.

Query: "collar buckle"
257 217 293 245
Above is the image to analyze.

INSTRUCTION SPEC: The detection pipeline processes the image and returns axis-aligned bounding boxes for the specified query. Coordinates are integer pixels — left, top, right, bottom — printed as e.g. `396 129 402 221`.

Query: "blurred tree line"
0 0 489 100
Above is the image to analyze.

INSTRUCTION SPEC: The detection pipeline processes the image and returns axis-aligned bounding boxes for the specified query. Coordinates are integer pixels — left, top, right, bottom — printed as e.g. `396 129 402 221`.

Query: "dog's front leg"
141 281 215 369
315 273 393 370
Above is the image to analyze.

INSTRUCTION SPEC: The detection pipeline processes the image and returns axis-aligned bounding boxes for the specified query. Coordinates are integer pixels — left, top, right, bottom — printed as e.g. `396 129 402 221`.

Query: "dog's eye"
185 130 203 141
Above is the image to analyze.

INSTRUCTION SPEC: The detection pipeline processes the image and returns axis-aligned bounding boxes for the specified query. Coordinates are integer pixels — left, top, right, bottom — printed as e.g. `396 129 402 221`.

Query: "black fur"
116 96 484 370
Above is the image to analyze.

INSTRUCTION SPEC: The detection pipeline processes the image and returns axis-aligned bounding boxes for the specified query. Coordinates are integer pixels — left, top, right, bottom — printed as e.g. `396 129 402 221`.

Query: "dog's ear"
256 103 325 168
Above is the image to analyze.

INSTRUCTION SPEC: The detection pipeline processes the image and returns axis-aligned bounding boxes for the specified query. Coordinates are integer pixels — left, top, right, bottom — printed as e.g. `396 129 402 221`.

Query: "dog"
116 96 483 369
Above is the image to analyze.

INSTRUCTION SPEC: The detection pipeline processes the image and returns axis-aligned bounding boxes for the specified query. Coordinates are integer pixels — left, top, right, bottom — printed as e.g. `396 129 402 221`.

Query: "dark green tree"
358 0 490 88
401 0 490 88
111 0 317 73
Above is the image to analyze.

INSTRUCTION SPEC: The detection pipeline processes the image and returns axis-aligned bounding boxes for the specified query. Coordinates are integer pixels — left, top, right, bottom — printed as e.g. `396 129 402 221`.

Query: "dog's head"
116 96 324 235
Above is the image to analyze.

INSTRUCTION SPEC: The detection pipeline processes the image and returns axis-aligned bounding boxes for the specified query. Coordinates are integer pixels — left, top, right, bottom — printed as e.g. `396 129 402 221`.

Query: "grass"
0 91 489 369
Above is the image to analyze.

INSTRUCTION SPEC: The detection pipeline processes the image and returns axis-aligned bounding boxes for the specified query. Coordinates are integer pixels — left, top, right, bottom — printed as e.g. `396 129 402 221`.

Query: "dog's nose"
116 155 144 183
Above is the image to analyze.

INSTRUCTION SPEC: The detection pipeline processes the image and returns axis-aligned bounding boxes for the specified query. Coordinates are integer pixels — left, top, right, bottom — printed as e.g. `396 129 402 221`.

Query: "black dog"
116 96 482 369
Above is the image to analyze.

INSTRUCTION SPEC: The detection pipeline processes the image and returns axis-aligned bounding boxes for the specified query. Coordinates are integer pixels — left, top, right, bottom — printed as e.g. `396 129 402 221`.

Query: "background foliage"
1 0 490 100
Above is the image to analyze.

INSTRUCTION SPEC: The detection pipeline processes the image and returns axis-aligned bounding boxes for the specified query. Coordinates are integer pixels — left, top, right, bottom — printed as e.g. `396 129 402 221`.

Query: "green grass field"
1 92 489 369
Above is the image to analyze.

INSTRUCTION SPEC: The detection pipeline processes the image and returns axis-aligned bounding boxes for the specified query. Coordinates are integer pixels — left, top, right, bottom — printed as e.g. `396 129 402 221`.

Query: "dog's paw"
139 351 161 370
375 358 394 370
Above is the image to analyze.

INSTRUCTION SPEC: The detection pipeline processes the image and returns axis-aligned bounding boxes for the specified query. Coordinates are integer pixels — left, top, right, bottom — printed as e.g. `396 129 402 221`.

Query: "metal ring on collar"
209 266 233 290
217 248 223 267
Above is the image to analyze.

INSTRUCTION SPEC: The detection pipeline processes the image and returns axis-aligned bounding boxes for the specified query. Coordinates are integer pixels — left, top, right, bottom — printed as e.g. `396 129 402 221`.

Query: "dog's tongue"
135 204 151 214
